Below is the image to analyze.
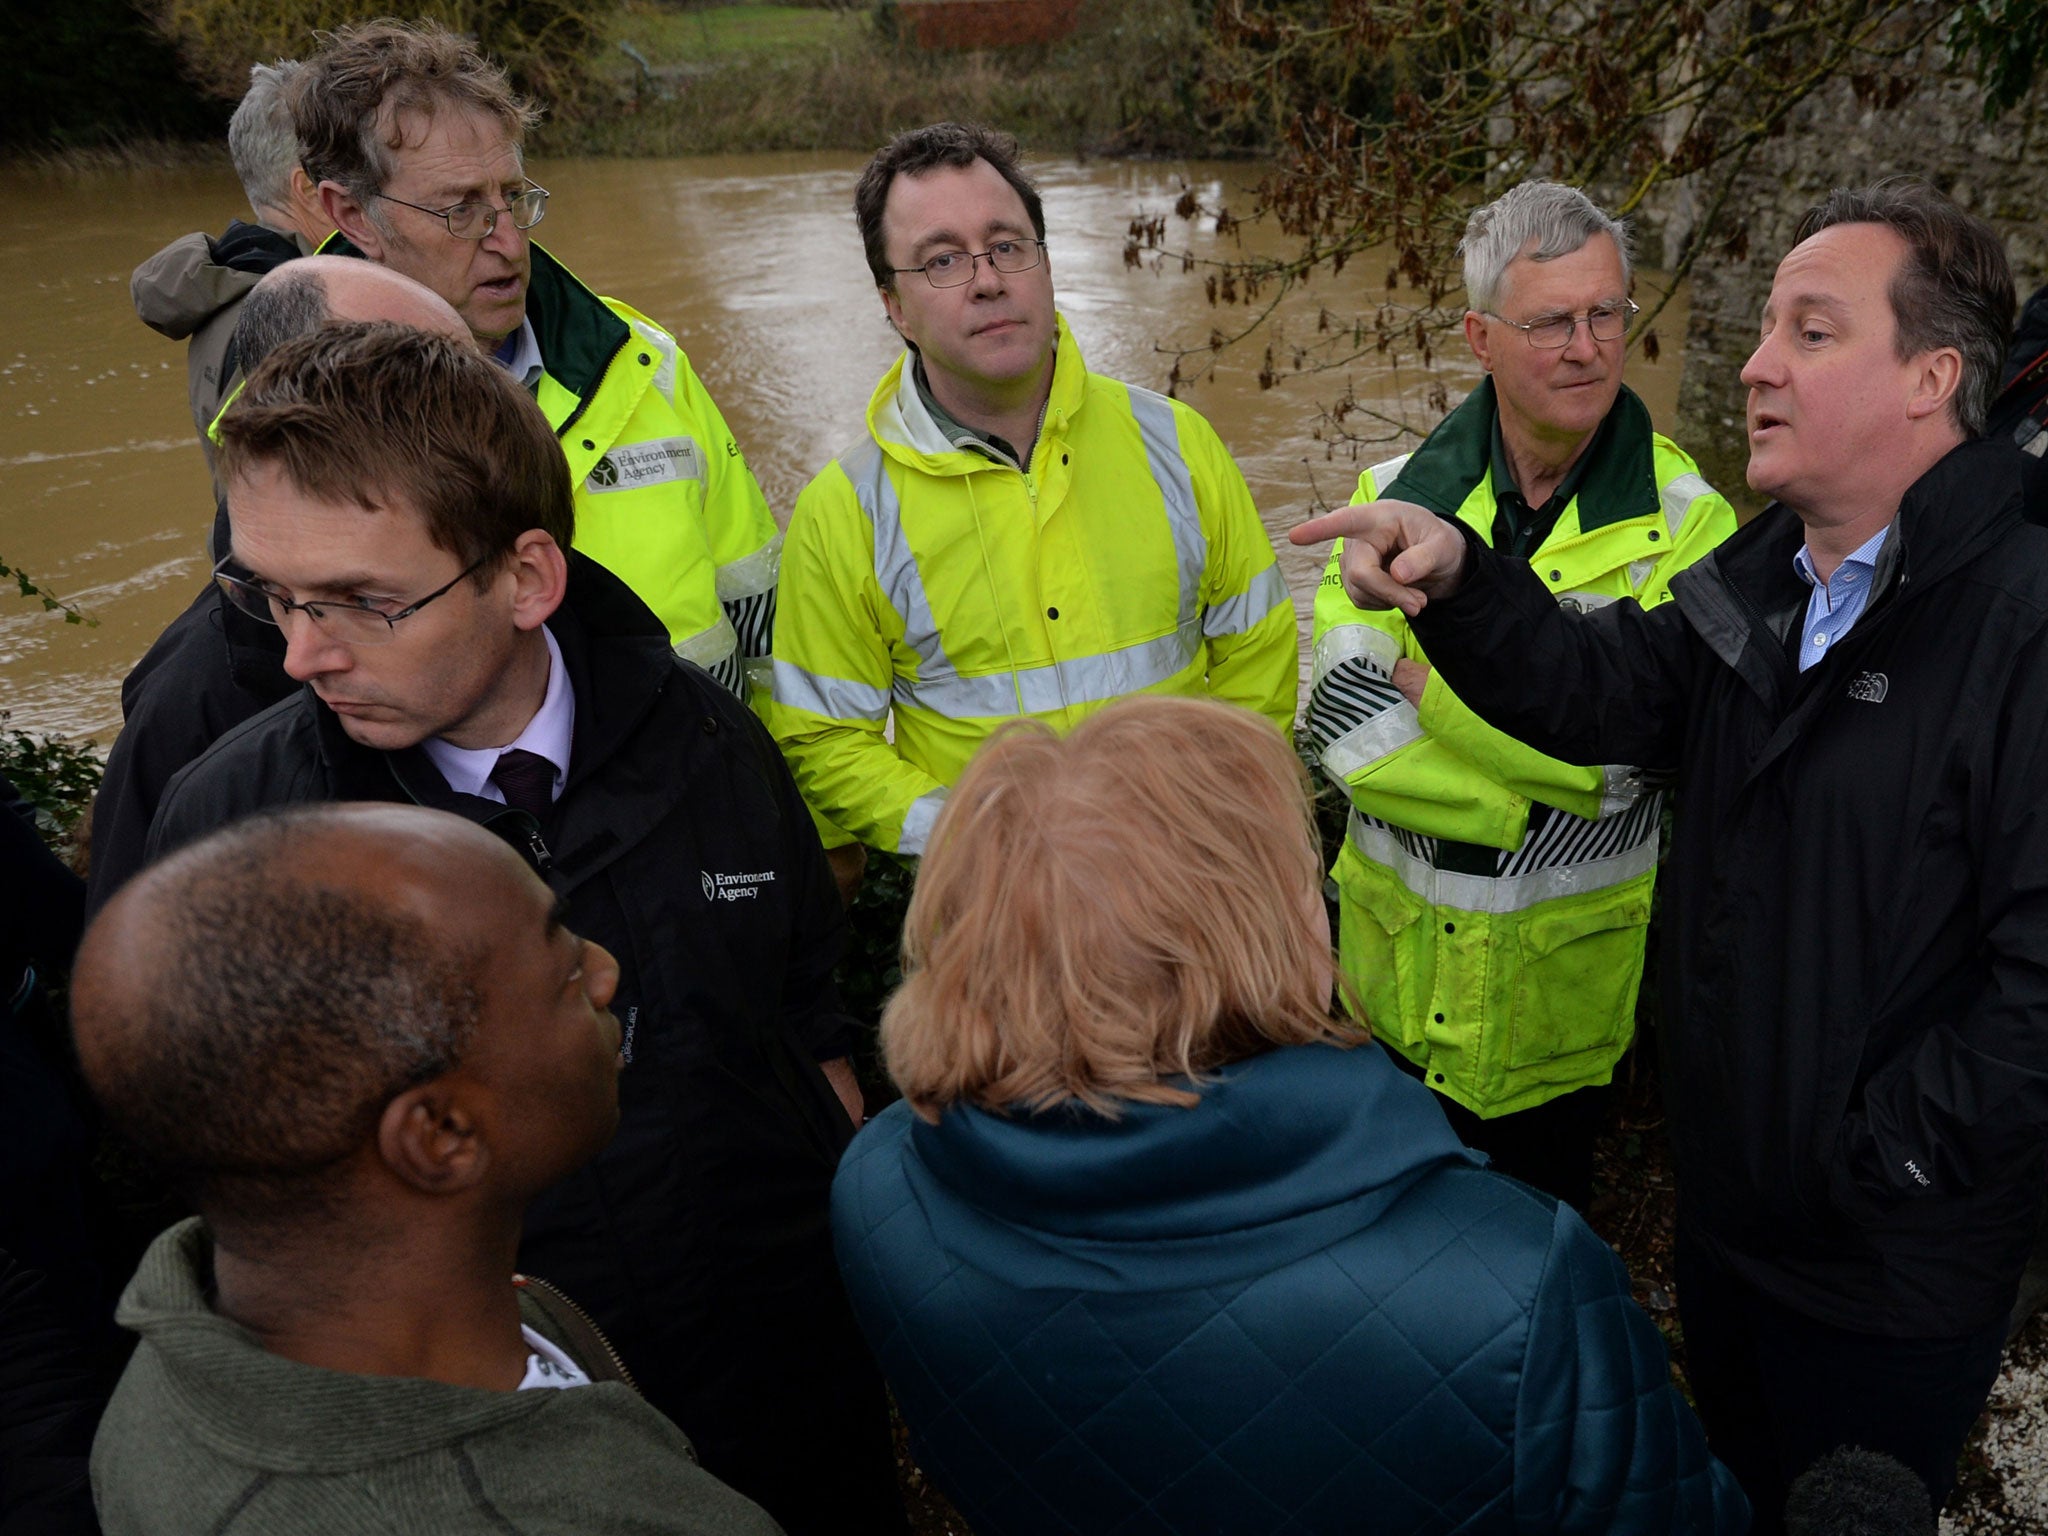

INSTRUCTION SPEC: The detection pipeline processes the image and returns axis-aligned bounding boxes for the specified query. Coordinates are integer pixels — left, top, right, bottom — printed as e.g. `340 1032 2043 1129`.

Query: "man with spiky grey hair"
132 61 329 483
1304 180 1736 1208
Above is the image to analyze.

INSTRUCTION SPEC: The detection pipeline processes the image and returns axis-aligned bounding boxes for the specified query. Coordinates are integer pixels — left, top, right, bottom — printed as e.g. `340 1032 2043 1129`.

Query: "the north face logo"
1846 671 1888 703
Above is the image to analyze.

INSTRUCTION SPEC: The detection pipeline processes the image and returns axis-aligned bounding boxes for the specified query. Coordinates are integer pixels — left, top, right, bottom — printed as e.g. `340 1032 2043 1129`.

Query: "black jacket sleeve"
1409 522 1699 774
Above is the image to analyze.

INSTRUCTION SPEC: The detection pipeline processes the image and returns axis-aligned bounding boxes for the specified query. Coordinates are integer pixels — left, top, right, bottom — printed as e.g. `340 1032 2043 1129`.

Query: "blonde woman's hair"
882 696 1357 1120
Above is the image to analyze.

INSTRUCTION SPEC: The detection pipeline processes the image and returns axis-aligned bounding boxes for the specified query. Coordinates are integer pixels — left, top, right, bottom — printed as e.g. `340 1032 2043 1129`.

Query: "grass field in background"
612 2 868 64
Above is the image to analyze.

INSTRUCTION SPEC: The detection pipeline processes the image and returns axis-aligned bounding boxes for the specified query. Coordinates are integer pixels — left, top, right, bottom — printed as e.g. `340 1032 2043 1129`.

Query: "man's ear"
880 283 908 340
1464 310 1495 374
1905 347 1965 425
506 531 569 632
322 180 385 261
291 168 330 245
378 1080 489 1195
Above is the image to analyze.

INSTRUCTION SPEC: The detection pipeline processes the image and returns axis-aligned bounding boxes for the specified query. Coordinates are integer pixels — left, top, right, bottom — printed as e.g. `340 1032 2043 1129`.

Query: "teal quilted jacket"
832 1041 1748 1534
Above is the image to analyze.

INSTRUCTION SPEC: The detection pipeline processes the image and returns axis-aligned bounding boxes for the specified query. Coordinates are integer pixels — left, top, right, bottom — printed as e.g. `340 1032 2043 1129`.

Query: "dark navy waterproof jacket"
834 1042 1747 1535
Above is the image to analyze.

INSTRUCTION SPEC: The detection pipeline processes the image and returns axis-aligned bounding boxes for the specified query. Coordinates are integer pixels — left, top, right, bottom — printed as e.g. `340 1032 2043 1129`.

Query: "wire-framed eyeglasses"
373 181 549 241
1484 298 1639 349
213 555 490 645
892 238 1046 289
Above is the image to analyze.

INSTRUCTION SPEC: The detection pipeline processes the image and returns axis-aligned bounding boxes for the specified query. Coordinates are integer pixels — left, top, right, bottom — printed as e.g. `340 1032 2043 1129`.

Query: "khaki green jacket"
1308 381 1734 1116
90 1220 784 1535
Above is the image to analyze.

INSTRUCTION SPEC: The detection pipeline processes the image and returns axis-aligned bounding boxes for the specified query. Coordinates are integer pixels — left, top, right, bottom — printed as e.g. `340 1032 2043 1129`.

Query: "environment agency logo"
702 867 777 903
585 438 702 493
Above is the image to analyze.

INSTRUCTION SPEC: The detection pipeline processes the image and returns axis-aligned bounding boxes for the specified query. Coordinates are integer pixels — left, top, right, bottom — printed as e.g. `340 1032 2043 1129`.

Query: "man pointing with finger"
1305 181 1733 1209
1293 180 2044 1532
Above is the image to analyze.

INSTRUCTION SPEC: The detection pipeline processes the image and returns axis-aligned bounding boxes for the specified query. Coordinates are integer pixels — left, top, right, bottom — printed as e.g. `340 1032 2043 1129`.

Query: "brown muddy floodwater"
0 153 1691 745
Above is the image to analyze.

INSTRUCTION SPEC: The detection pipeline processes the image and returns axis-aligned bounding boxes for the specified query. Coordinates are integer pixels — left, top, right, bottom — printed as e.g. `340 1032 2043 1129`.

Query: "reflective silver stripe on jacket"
716 534 782 601
1599 764 1647 818
1307 624 1420 778
1366 453 1413 495
898 622 1201 718
1349 804 1659 914
897 787 949 856
1203 564 1290 639
1124 385 1206 625
842 439 959 682
771 659 889 721
675 613 738 667
1660 471 1713 536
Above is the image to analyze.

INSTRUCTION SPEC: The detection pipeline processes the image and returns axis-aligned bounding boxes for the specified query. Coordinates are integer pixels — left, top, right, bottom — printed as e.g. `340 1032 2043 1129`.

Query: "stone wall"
1670 47 2048 505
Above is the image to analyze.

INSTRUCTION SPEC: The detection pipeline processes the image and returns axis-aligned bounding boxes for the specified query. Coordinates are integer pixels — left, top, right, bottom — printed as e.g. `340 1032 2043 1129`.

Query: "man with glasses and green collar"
1305 181 1736 1209
292 19 780 703
767 122 1296 861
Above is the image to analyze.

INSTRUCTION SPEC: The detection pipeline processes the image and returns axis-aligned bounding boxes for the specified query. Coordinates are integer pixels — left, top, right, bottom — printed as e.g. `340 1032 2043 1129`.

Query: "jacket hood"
116 1219 564 1470
132 221 304 339
866 312 1082 477
889 1041 1480 1290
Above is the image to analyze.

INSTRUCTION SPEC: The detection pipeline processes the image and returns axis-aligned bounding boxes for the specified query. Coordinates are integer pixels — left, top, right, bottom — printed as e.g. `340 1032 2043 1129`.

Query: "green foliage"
0 557 95 627
0 715 103 846
0 0 224 150
840 851 913 1029
837 851 914 1100
1949 0 2048 120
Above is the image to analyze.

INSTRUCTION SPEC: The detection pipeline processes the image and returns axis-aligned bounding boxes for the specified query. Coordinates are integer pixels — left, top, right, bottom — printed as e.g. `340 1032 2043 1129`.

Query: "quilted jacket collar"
905 1043 1480 1288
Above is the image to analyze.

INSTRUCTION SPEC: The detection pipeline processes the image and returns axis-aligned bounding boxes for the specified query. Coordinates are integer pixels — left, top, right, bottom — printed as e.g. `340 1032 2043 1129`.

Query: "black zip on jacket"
143 556 904 1534
1410 438 2048 1337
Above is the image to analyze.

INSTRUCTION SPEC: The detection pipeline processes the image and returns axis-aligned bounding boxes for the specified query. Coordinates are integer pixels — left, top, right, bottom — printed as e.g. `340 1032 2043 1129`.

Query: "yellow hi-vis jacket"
768 317 1298 854
318 236 781 702
1308 380 1735 1117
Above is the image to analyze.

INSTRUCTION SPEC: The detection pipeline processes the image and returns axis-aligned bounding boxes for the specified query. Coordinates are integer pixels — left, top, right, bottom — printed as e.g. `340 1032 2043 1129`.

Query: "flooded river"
0 153 1690 743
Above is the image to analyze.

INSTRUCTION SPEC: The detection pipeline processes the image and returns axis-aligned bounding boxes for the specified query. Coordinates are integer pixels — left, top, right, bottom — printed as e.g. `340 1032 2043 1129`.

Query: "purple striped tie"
489 748 555 818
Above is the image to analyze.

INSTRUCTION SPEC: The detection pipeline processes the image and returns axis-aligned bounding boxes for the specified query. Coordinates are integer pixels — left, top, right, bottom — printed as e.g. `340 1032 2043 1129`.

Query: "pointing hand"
1290 500 1469 617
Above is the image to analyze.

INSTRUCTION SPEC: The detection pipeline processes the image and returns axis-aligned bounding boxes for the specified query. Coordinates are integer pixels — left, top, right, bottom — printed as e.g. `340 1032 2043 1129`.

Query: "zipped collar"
869 312 1082 478
1386 376 1661 535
